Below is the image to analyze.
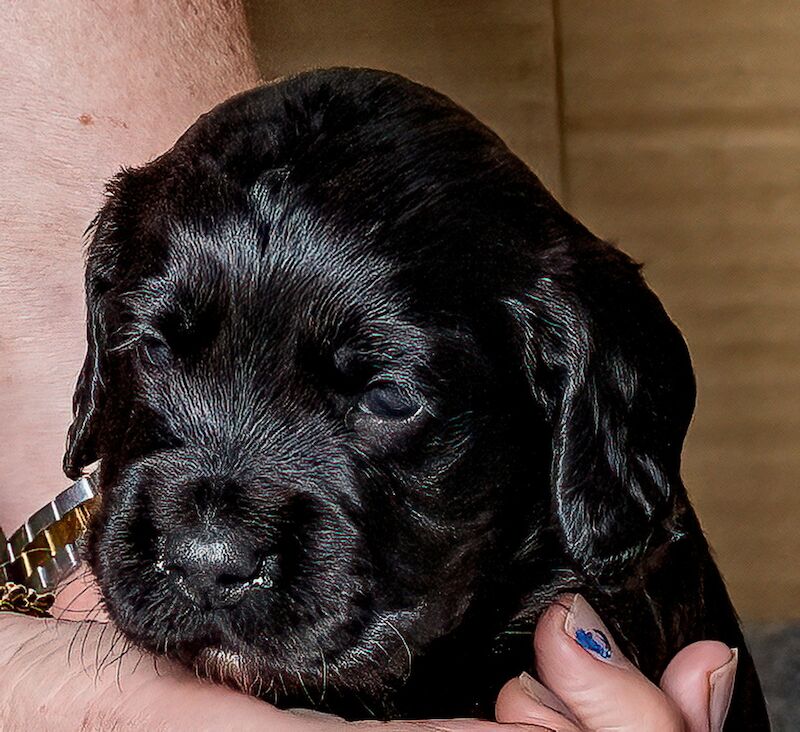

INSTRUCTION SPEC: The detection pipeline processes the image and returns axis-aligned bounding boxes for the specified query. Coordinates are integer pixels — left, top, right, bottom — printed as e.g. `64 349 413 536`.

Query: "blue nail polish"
575 627 612 659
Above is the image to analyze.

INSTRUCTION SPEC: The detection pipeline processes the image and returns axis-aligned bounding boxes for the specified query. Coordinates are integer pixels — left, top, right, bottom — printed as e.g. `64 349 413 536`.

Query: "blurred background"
245 1 800 624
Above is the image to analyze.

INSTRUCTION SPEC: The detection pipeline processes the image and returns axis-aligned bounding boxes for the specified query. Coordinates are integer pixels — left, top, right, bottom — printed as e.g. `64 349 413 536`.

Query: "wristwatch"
0 474 98 615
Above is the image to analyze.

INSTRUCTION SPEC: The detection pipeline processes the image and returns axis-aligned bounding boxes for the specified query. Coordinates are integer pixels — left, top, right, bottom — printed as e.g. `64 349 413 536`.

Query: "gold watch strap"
0 474 98 594
0 582 55 617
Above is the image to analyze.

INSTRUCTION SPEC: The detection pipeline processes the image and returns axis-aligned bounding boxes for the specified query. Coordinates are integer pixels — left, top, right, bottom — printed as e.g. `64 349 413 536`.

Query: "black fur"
65 68 769 728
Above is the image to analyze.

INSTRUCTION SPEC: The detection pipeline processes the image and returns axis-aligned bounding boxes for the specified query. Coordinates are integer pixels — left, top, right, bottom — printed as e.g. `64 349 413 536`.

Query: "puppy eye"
138 336 171 369
359 382 421 420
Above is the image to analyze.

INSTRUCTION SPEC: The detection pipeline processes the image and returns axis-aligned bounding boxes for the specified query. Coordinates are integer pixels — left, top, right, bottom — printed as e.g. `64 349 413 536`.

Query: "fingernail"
518 672 574 718
286 708 339 720
709 647 738 732
563 594 630 670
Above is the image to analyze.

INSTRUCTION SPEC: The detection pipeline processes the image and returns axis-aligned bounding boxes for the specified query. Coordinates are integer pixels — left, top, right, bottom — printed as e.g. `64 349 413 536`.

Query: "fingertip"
661 640 733 687
532 594 574 657
496 676 549 723
533 595 687 731
495 677 522 716
534 594 589 693
661 640 737 732
495 676 579 730
534 593 635 687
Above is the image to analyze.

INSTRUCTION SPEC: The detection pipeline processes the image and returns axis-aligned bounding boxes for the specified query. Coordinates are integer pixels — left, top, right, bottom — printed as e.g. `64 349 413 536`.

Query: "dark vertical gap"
551 0 571 207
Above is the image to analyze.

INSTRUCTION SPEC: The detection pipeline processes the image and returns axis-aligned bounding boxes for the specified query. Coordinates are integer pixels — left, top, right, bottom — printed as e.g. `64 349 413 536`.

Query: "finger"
660 641 738 732
351 716 554 731
495 675 582 731
535 594 684 732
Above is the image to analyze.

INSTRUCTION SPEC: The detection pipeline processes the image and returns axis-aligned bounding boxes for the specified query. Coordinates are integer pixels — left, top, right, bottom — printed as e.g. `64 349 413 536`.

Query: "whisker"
54 574 95 625
67 606 94 667
92 621 110 677
53 568 92 598
130 646 146 677
331 667 376 719
111 639 134 691
54 568 90 590
249 672 264 697
384 619 413 681
96 627 125 681
78 605 104 674
318 645 328 704
296 670 313 706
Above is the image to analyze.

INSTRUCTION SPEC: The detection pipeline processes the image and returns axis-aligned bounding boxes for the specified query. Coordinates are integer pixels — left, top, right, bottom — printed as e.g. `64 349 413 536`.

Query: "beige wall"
246 0 563 196
555 1 800 620
246 1 799 619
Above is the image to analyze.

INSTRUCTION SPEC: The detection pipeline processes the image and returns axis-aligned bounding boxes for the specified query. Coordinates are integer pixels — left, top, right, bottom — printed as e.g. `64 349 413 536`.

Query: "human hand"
0 607 524 732
0 592 735 731
495 593 737 731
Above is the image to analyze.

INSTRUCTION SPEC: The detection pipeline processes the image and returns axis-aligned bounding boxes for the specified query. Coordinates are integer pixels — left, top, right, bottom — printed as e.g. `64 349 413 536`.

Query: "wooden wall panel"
246 0 562 196
557 1 800 619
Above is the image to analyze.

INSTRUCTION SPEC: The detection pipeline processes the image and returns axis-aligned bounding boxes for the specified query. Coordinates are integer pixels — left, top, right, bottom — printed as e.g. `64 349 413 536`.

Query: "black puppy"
65 68 768 727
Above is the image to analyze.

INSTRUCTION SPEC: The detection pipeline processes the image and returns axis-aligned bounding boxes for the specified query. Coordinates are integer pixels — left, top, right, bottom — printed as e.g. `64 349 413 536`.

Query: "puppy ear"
63 213 115 479
506 237 695 579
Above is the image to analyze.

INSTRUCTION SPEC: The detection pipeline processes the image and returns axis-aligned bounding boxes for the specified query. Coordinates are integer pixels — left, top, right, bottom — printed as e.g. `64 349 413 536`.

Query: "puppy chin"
195 646 265 693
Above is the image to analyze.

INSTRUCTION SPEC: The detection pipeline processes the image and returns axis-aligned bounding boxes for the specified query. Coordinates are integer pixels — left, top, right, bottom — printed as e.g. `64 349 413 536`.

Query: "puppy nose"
161 529 265 609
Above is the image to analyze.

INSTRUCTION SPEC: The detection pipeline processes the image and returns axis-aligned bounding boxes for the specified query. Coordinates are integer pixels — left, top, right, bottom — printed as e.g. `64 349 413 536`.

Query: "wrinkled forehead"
116 199 427 358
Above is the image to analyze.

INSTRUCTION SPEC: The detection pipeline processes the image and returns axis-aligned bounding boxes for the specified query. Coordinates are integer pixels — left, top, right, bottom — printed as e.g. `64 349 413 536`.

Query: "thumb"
660 641 738 732
533 594 684 731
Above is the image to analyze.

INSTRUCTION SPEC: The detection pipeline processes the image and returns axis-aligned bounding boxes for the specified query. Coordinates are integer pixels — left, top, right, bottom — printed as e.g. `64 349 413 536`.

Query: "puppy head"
65 69 694 714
